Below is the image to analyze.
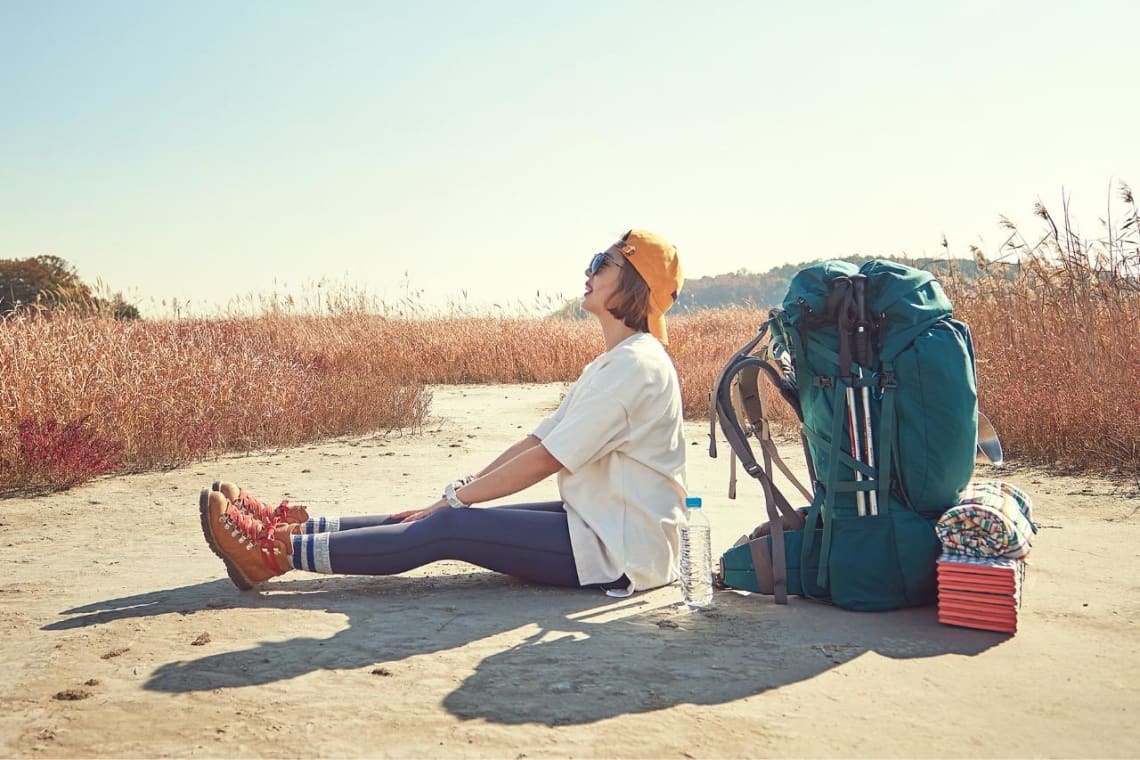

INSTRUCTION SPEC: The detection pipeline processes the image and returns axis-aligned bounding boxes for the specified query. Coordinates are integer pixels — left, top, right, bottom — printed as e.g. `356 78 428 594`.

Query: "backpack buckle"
813 376 833 389
879 371 898 392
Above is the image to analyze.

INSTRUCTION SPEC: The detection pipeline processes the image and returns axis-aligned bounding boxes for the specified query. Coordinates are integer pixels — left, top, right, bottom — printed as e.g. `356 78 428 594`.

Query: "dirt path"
2 384 1137 758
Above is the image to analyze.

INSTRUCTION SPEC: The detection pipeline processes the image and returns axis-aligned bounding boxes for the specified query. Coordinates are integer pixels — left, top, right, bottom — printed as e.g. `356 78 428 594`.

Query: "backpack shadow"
441 589 1006 726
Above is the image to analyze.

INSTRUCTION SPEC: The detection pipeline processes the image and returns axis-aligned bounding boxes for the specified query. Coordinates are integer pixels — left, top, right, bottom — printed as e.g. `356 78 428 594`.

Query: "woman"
200 229 688 596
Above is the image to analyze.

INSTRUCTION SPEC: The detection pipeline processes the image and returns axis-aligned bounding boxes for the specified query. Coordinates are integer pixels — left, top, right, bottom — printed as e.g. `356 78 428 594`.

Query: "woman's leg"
304 501 567 533
291 505 582 587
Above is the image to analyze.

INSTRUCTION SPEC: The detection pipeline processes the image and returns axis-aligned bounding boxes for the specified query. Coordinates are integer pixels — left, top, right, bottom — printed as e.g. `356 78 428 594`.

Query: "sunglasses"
588 250 626 275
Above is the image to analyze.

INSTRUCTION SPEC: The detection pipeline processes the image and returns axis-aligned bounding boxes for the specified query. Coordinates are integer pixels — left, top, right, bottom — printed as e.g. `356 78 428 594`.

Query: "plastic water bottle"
679 496 713 608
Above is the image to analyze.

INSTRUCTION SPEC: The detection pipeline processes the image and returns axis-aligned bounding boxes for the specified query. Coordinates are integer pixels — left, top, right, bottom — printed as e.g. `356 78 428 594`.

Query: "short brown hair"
605 259 651 334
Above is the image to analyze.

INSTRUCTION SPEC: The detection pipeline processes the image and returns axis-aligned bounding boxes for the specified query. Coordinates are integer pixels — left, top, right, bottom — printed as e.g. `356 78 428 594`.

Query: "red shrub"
16 416 124 490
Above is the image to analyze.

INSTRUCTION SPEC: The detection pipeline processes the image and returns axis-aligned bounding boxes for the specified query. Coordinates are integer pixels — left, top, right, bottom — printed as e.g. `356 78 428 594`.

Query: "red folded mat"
938 589 1018 609
937 554 1024 577
938 597 1018 617
937 573 1020 591
936 551 1026 634
938 611 1018 634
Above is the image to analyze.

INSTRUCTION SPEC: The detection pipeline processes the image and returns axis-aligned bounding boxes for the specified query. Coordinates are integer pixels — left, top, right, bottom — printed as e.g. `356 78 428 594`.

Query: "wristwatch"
442 480 469 509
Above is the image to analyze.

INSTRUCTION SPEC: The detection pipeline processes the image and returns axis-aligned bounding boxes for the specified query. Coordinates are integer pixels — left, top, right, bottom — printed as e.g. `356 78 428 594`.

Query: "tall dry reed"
948 187 1140 475
0 314 429 494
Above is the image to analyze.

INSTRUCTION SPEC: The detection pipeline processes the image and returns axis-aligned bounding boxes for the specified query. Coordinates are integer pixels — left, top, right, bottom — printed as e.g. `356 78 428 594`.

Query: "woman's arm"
472 435 543 478
395 441 563 522
456 443 563 505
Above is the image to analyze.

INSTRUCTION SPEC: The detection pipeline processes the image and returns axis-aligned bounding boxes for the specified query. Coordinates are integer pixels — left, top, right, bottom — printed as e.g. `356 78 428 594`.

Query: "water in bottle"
679 495 713 608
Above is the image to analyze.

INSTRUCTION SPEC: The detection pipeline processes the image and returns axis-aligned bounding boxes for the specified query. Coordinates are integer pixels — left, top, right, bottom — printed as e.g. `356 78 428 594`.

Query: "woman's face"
582 251 625 317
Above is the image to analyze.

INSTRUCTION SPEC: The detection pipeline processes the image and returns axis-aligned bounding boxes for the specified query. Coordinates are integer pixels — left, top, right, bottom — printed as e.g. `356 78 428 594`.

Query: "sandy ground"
1 383 1138 759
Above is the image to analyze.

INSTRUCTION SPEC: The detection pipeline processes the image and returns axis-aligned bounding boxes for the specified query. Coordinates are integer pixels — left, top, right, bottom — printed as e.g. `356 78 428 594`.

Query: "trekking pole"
860 381 877 516
835 279 866 517
852 275 878 516
847 384 866 517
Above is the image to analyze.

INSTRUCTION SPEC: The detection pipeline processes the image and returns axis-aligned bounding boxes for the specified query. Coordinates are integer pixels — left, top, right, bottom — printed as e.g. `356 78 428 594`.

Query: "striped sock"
291 533 333 573
299 517 341 534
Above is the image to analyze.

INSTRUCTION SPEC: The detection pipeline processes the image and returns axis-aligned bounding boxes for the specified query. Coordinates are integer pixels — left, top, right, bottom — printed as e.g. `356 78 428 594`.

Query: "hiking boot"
199 489 291 590
212 480 310 524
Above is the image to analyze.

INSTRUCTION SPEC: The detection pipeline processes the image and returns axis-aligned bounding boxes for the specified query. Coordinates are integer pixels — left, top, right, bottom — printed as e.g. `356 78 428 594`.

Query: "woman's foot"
212 480 310 524
198 489 291 590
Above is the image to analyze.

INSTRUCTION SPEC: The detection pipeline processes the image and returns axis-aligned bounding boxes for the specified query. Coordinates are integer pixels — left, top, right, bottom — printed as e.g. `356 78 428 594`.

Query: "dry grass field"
0 307 774 494
2 227 1138 495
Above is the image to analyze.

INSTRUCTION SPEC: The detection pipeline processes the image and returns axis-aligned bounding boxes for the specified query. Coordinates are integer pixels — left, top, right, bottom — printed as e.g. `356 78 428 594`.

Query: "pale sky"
3 1 1137 316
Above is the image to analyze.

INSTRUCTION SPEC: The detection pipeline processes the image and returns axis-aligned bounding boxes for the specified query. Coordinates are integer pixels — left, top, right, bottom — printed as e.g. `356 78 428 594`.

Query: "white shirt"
532 332 687 592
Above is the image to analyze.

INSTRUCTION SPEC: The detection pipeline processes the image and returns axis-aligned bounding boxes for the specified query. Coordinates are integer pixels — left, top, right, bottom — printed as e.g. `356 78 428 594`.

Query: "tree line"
675 255 989 312
0 255 139 319
552 254 988 318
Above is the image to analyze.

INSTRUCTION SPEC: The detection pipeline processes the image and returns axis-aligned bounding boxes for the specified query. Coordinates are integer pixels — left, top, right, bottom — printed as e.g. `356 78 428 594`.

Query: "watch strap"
443 480 469 508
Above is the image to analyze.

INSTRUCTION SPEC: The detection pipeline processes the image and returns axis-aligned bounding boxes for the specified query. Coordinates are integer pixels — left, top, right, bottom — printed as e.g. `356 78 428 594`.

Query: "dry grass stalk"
949 186 1140 476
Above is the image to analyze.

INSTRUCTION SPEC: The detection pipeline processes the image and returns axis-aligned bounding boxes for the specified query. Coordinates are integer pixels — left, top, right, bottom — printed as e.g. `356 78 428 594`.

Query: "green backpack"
710 260 981 611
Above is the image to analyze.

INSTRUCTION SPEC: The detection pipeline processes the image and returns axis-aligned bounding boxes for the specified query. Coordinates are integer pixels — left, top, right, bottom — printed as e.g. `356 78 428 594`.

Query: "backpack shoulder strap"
709 323 813 603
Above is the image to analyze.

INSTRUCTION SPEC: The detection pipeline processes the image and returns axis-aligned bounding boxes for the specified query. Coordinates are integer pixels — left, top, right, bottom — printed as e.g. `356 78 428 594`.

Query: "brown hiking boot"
199 489 291 590
212 480 310 524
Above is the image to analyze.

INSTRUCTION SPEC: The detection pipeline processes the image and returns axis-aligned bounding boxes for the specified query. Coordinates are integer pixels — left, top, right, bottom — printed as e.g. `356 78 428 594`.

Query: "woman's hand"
392 500 450 523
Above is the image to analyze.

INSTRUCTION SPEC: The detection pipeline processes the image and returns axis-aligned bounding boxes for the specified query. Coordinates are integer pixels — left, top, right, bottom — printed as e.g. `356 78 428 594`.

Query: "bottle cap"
685 496 702 508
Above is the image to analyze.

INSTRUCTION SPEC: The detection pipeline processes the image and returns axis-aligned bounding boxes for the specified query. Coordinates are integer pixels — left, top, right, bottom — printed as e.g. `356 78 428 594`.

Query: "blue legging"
324 501 626 590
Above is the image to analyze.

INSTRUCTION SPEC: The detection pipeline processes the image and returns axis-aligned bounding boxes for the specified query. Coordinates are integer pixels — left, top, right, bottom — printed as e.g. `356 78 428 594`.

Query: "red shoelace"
219 501 285 572
232 491 297 526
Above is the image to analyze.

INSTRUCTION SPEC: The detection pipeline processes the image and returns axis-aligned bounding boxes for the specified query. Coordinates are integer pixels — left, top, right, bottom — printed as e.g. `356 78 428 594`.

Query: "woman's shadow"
46 575 1005 725
442 590 1007 725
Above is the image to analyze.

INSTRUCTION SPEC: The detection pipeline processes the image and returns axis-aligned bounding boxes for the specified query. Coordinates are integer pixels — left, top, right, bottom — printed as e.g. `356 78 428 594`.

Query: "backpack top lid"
859 260 955 359
780 260 858 316
781 259 956 361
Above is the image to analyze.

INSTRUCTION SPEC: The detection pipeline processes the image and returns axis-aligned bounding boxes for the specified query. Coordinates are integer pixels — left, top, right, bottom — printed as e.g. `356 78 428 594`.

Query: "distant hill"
552 255 984 318
679 255 989 311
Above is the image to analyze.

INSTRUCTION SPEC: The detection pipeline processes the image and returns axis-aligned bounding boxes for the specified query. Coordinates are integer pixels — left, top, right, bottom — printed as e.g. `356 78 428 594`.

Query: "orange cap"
611 229 684 345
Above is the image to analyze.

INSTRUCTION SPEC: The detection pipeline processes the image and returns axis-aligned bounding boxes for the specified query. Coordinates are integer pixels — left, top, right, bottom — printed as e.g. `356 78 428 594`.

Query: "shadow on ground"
47 575 1005 726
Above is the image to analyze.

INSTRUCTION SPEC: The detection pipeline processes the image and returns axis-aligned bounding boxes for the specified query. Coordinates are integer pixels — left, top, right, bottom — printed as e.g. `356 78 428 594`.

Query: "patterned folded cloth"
935 480 1037 559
